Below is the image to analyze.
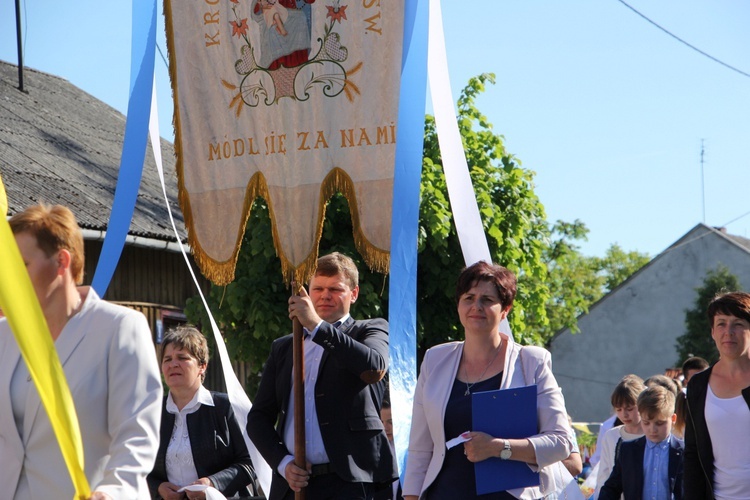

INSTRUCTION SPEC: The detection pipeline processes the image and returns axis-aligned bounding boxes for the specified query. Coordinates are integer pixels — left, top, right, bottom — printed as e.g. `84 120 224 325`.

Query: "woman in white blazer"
403 262 572 499
0 204 162 499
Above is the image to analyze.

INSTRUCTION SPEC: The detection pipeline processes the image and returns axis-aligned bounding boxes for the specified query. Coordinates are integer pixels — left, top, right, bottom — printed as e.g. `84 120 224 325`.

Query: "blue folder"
472 385 540 494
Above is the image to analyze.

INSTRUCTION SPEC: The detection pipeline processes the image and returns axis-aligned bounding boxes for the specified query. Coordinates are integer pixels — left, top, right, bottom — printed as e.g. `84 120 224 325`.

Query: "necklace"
463 340 503 396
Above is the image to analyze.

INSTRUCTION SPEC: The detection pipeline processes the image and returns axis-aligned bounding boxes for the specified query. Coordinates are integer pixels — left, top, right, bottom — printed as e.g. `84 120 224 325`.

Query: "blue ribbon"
389 0 429 478
91 0 157 295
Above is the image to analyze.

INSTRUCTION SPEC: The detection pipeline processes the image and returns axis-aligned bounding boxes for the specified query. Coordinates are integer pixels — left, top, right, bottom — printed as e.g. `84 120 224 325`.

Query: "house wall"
81 240 254 391
549 226 750 423
83 240 210 307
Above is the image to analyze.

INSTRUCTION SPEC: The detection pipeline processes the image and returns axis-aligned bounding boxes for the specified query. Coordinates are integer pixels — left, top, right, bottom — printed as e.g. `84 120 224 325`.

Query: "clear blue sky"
1 0 748 259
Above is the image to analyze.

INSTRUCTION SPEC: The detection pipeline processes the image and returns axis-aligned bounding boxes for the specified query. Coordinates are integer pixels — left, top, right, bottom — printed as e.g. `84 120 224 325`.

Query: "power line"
722 209 750 227
700 139 705 224
156 43 169 71
616 0 750 79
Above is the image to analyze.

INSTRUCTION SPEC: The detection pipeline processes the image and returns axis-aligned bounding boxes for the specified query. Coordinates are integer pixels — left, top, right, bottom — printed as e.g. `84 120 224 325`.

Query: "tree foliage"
526 220 650 340
675 265 743 365
185 74 649 390
418 73 550 347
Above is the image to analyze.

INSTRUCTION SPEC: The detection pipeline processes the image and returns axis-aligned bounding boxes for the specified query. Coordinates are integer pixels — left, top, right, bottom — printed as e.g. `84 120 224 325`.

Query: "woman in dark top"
402 262 572 499
684 292 750 499
148 326 255 499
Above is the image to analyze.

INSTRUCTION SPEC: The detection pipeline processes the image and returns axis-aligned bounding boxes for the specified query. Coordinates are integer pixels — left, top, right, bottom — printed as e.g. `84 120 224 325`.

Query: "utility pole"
15 0 25 92
700 139 705 224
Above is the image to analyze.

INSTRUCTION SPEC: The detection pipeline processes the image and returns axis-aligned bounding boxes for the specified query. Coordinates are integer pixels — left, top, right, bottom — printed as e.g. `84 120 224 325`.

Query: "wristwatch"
500 439 512 460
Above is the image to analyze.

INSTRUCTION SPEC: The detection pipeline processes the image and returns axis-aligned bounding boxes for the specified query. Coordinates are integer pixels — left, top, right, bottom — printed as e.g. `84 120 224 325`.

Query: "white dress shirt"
278 316 349 475
165 385 215 487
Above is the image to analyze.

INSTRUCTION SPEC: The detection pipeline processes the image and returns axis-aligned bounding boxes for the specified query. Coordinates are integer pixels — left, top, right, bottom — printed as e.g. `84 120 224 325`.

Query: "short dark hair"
682 356 709 379
160 325 209 381
708 292 750 325
315 252 359 289
644 374 679 396
455 261 517 309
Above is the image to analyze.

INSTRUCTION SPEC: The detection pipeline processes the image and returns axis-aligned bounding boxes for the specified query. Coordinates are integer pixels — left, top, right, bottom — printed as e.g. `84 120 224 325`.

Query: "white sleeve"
402 353 435 497
593 427 619 498
95 311 163 497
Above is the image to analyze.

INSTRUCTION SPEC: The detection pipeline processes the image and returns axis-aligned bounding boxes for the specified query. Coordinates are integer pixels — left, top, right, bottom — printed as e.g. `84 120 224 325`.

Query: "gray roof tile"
0 60 185 241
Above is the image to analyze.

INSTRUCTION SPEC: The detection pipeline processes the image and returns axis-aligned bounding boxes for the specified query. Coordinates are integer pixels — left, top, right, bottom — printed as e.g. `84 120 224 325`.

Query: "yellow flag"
0 219 90 499
0 171 7 215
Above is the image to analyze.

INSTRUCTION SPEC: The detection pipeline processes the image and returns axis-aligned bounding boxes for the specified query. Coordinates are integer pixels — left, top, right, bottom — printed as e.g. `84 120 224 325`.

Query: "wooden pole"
292 283 306 500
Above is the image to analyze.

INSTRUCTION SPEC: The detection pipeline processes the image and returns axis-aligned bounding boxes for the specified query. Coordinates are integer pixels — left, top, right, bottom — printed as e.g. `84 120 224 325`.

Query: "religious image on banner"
165 0 404 284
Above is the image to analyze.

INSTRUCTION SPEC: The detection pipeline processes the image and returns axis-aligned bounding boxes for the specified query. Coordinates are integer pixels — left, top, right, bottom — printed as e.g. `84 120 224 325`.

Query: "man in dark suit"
247 253 397 500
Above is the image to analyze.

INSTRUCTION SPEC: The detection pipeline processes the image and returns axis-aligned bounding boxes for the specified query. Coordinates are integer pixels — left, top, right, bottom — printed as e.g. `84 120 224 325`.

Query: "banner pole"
292 282 306 500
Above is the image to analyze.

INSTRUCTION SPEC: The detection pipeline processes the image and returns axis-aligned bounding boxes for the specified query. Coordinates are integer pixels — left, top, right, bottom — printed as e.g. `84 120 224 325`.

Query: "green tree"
596 243 650 292
532 220 603 340
675 265 743 364
527 221 650 341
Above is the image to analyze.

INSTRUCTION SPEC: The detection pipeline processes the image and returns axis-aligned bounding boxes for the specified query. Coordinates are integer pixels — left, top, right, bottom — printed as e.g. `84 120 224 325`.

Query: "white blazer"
0 289 162 499
403 333 572 499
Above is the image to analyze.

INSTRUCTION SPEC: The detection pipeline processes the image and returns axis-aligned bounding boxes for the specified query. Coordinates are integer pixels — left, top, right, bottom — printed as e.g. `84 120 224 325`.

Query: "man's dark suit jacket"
148 392 256 499
246 317 398 500
599 435 684 500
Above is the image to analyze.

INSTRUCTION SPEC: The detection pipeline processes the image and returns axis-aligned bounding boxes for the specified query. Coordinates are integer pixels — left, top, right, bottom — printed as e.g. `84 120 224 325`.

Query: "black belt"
310 463 334 478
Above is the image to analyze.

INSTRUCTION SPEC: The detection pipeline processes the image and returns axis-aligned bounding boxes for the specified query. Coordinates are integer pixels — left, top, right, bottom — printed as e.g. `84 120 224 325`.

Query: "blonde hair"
9 204 85 284
638 385 676 420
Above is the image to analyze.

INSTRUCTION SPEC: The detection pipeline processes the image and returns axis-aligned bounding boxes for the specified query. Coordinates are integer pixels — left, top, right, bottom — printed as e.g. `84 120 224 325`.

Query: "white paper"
446 431 472 449
177 485 227 500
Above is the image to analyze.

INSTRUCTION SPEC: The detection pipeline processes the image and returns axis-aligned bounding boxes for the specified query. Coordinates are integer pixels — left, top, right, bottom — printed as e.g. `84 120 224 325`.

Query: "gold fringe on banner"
314 167 391 278
178 165 390 287
267 167 392 286
178 159 390 285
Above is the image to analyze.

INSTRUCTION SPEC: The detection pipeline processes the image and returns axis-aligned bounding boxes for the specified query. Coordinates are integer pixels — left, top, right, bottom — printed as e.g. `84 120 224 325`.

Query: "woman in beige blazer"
0 204 162 499
403 262 572 499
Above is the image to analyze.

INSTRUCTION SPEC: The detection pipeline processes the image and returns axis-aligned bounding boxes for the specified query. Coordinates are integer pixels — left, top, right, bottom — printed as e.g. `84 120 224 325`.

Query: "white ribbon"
147 77 273 496
428 0 492 266
428 0 511 336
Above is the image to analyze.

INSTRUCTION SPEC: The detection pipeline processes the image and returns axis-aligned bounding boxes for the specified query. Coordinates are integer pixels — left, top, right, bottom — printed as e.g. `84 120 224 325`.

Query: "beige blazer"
0 289 162 499
403 333 572 499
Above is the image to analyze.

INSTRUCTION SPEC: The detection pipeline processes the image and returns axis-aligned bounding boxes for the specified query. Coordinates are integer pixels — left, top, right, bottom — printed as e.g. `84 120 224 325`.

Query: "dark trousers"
281 474 375 500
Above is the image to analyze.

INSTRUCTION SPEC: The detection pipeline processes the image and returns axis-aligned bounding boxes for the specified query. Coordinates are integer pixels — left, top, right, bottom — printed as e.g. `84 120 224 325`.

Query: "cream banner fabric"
165 0 404 284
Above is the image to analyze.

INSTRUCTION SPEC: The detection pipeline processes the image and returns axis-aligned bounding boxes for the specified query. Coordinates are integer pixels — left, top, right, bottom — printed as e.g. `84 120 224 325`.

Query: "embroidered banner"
165 0 404 284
